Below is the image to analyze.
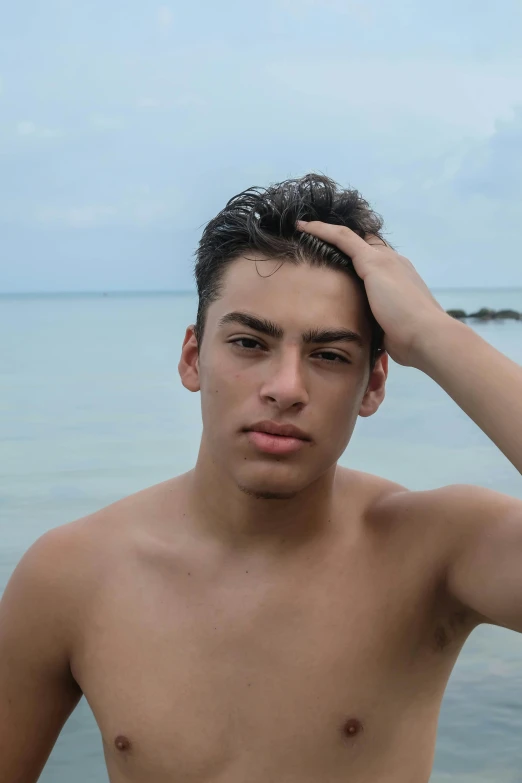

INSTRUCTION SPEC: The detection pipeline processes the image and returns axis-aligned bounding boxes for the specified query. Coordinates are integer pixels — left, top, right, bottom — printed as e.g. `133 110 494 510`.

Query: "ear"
358 351 388 418
178 325 200 392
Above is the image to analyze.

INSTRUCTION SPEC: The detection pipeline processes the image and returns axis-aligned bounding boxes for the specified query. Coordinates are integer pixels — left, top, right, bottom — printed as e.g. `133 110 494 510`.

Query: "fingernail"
296 220 309 228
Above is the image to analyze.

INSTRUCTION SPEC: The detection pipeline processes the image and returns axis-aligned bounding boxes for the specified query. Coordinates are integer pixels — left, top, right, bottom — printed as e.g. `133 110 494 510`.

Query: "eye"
313 351 350 364
229 340 350 364
230 337 264 351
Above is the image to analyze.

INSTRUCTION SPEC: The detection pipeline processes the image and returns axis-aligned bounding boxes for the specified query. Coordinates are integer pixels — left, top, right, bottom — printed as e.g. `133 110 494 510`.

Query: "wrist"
410 313 471 375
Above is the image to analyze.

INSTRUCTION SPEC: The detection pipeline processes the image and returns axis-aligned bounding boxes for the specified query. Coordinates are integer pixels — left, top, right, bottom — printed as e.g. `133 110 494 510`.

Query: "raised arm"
295 219 522 476
442 484 522 633
0 526 84 783
294 220 522 634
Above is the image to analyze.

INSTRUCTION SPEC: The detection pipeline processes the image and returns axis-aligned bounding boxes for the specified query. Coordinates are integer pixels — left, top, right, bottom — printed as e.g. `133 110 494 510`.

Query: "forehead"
210 255 370 334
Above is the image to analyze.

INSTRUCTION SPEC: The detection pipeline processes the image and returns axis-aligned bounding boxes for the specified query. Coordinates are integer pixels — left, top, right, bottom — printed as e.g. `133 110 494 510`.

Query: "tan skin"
1 224 522 783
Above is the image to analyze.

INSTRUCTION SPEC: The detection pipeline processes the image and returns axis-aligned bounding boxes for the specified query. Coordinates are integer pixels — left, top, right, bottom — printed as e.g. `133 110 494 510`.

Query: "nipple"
342 718 363 738
114 735 132 752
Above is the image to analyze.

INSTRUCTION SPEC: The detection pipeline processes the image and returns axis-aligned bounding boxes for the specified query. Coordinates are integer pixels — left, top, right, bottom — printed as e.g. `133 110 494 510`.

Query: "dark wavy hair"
193 173 388 370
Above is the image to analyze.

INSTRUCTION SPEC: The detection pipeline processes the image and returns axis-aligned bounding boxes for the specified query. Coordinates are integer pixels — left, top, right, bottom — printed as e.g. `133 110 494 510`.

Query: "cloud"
34 194 181 228
36 205 119 228
451 105 522 201
264 57 522 136
136 93 206 110
368 106 522 286
280 0 373 20
16 121 64 139
89 114 124 130
157 6 174 28
17 121 35 136
136 97 162 109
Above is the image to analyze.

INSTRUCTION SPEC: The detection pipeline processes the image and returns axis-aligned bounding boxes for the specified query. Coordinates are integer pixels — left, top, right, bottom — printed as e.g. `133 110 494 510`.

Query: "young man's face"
179 256 387 499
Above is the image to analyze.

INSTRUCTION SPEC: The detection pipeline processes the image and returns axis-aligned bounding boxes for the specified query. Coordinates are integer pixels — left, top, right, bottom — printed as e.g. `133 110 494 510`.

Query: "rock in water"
495 309 520 320
445 308 521 321
446 309 467 320
468 308 496 320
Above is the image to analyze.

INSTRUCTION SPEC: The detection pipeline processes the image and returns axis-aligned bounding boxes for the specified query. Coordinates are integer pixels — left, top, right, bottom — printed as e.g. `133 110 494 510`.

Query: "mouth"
246 421 311 441
243 421 312 455
245 430 309 455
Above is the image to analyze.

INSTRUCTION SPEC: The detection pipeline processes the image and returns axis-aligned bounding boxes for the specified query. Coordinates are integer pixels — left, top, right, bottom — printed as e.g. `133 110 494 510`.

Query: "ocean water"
1 288 522 783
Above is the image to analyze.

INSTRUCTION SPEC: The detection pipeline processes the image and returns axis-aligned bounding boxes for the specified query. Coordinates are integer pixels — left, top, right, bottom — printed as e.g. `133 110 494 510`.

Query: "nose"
259 347 309 411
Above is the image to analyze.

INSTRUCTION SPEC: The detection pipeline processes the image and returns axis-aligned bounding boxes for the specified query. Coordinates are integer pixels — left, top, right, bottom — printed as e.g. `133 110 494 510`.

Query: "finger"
364 233 388 248
296 220 374 257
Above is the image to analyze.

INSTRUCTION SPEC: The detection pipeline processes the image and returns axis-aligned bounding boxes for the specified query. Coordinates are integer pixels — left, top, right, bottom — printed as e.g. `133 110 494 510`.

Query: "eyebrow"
217 311 365 350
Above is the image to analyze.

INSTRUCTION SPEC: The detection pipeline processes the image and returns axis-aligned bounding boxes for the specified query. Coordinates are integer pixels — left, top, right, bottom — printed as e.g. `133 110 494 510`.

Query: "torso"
68 467 478 783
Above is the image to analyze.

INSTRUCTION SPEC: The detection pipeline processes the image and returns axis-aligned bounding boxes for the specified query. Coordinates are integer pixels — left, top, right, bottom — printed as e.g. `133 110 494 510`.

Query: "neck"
186 442 339 554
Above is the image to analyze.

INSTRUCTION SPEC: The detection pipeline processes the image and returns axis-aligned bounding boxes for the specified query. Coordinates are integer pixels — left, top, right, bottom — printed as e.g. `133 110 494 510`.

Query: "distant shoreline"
446 308 521 321
0 292 521 324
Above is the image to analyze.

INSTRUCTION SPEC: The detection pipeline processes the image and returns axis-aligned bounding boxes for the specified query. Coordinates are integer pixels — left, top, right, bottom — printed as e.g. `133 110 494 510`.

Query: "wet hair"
193 172 388 370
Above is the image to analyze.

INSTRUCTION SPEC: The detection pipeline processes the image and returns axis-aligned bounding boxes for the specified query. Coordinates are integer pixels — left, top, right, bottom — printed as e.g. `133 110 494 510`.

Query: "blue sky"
1 0 522 292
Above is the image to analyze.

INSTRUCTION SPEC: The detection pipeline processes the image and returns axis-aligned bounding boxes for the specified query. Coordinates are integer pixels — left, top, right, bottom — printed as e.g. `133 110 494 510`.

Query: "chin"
234 462 314 501
237 485 299 500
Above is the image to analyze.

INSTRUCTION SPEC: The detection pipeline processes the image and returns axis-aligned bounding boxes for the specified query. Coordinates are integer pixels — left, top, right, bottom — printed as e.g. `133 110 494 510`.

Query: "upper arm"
0 526 84 783
443 484 522 633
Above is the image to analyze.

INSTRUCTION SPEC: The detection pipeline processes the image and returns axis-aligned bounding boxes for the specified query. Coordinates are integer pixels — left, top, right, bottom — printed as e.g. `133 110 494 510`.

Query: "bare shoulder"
336 465 410 513
9 512 102 597
340 475 518 639
0 512 108 692
7 509 110 623
56 474 192 570
368 480 522 540
11 475 188 601
338 468 475 561
361 478 522 609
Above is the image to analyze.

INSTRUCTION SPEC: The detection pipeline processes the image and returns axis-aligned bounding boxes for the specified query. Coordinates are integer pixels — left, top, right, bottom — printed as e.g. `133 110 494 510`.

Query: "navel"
342 717 363 738
114 735 132 752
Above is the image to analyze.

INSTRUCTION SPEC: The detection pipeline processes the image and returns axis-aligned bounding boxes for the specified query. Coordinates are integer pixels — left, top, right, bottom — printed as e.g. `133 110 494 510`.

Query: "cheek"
201 363 247 406
320 386 362 430
327 402 356 432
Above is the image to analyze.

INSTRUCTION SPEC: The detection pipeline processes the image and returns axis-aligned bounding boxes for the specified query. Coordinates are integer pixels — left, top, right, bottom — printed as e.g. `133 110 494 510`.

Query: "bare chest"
72 536 460 782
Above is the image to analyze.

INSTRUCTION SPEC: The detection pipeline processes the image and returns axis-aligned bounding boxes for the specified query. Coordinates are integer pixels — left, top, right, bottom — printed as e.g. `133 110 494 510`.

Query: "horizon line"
2 286 522 296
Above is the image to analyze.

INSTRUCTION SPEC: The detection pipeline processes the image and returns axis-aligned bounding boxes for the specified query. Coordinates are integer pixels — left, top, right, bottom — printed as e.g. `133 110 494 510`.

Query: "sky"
1 0 522 292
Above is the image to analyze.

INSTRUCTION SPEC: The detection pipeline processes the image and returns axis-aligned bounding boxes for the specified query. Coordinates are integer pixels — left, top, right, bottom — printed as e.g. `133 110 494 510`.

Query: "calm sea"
1 289 522 783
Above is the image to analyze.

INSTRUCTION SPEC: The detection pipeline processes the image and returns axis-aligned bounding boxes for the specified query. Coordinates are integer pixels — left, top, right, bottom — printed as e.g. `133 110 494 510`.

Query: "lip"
246 420 311 441
243 420 312 456
246 430 309 455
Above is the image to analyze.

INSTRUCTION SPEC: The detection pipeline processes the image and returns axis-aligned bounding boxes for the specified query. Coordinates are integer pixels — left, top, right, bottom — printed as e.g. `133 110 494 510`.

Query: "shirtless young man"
1 174 522 783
